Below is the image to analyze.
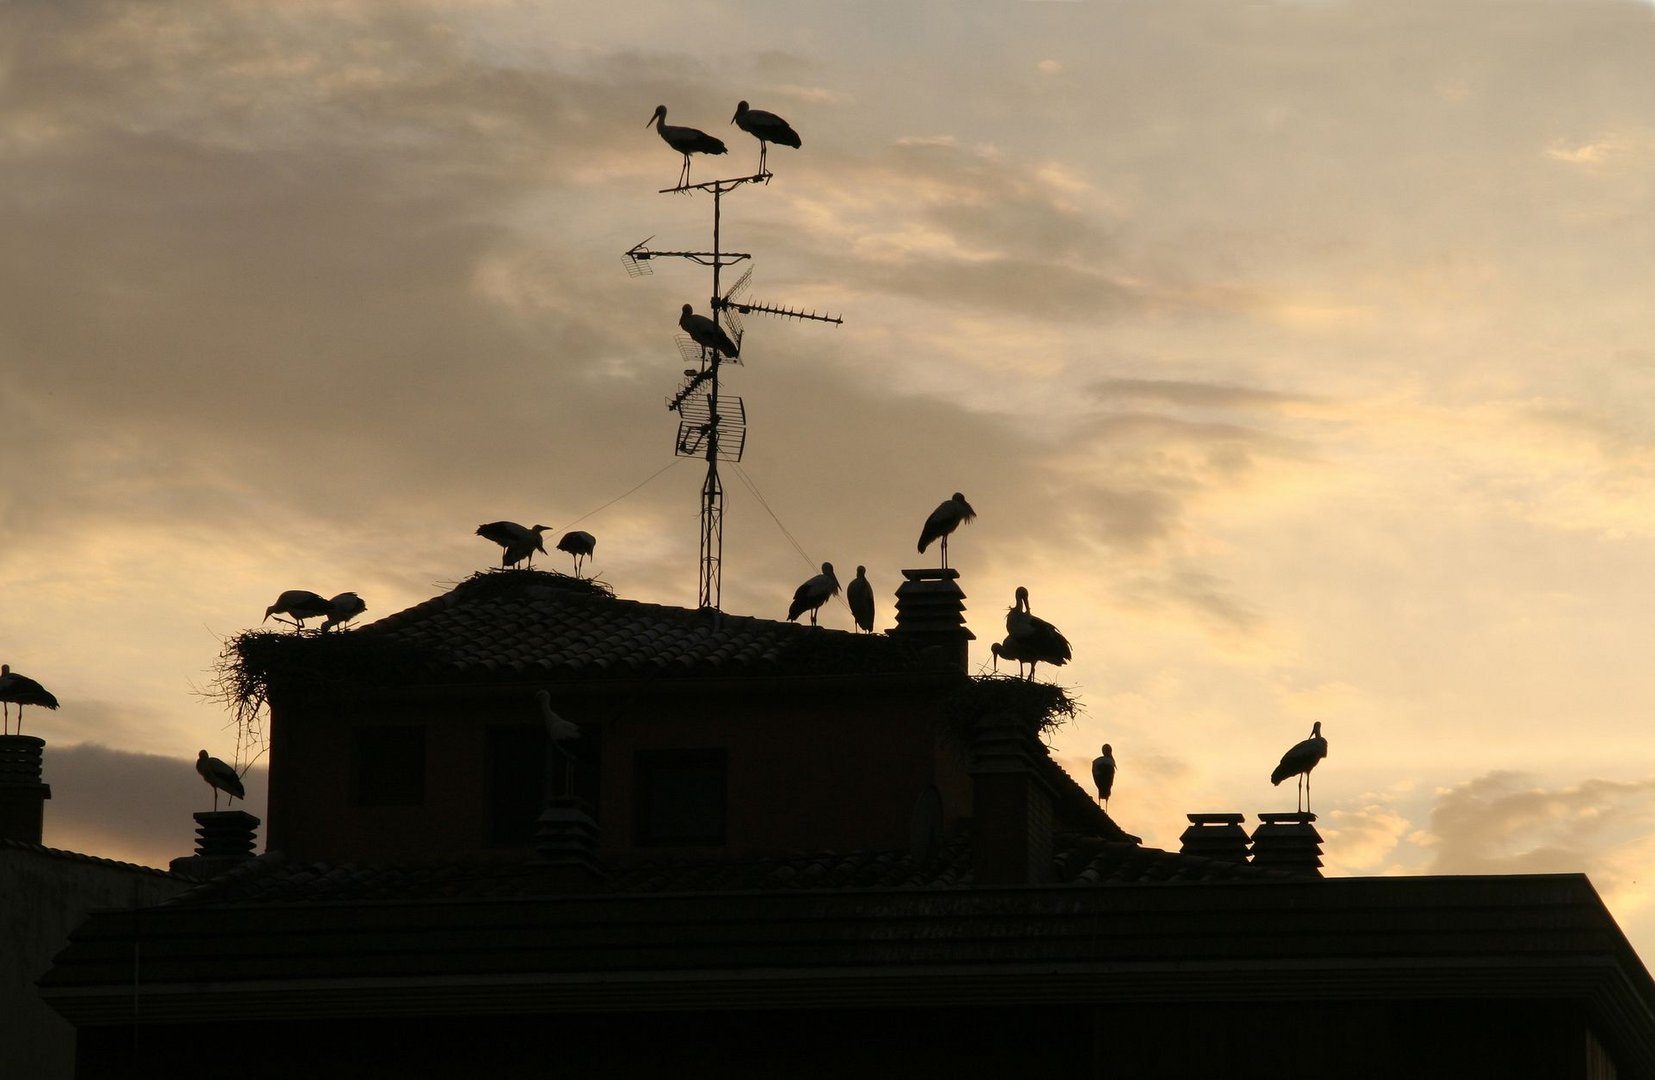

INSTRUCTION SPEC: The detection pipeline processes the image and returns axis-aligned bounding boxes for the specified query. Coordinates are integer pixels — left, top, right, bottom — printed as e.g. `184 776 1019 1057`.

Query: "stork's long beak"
730 112 738 125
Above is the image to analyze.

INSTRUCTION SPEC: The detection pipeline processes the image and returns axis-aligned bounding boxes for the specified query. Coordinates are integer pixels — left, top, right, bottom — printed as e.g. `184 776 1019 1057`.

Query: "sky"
7 0 1655 958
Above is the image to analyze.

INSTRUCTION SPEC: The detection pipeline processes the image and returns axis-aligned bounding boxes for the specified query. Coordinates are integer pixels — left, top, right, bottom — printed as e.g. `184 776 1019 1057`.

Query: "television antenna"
626 172 843 613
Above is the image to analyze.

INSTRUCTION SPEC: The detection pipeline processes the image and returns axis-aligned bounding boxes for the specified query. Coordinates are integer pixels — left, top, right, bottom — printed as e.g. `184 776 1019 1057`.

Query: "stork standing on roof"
557 531 596 577
731 100 800 174
264 590 333 630
196 750 246 811
0 664 58 736
846 565 875 633
917 492 976 569
647 105 727 188
679 304 739 359
477 521 550 569
1092 744 1116 809
787 562 840 627
1271 721 1328 813
1003 586 1071 681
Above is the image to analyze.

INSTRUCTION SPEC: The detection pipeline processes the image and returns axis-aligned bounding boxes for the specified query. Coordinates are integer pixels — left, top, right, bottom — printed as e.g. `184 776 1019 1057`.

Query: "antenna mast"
628 164 842 612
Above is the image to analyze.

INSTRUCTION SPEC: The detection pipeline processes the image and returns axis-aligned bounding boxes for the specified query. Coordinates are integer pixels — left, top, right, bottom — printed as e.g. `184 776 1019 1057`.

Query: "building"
1 737 188 1079
41 569 1655 1078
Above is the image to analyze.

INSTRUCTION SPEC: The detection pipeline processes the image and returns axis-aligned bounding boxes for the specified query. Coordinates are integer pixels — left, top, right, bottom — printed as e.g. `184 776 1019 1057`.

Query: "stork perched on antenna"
264 590 333 630
647 105 727 188
0 664 58 736
731 100 800 174
917 492 976 568
1002 586 1071 681
1271 721 1328 812
787 562 840 627
557 531 596 577
195 750 245 811
846 565 875 633
679 303 739 359
477 521 550 569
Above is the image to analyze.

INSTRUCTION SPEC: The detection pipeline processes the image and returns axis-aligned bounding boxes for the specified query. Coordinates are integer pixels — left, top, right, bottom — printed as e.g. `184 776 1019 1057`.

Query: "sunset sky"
8 0 1655 958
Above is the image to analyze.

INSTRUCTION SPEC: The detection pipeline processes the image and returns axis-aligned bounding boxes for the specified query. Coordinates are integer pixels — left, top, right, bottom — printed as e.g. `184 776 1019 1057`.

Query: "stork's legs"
940 535 949 569
677 154 692 187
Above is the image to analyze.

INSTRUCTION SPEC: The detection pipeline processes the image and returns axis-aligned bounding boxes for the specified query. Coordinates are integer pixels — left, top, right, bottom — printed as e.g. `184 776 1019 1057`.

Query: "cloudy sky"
9 0 1655 958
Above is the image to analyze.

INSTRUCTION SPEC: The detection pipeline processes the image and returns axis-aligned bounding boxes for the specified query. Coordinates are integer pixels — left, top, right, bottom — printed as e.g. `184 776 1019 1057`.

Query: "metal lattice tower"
627 166 842 612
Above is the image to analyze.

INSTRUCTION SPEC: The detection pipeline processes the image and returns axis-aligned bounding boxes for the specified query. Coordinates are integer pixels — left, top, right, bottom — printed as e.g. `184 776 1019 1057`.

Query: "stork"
787 562 840 626
0 664 58 736
1003 586 1071 681
989 636 1034 678
319 592 367 633
537 690 582 799
195 750 246 811
917 492 976 568
476 521 550 569
731 100 800 174
557 530 596 577
1271 721 1328 813
846 565 875 633
264 590 333 629
1092 744 1116 809
647 104 727 187
679 303 740 359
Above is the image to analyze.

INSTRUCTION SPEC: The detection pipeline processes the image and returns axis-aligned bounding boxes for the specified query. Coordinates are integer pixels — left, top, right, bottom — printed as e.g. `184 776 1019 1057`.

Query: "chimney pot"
1249 811 1324 877
0 735 52 844
1179 812 1250 864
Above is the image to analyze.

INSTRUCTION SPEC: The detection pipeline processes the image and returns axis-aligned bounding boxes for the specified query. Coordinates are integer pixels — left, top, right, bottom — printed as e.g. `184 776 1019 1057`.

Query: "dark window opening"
350 724 426 807
487 724 548 846
635 748 727 846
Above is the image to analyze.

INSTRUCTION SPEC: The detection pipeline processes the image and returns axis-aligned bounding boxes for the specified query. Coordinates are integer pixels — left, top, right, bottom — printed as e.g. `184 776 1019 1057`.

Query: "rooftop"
236 570 955 694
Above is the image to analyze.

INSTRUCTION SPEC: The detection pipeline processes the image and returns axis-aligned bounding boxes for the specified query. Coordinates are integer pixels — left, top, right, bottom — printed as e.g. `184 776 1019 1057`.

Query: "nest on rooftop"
453 567 615 601
943 674 1079 748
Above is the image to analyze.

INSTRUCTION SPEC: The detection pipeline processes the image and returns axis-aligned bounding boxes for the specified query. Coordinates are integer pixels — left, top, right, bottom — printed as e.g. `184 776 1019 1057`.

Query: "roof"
0 839 177 878
44 871 1655 1080
238 570 954 692
155 831 1271 907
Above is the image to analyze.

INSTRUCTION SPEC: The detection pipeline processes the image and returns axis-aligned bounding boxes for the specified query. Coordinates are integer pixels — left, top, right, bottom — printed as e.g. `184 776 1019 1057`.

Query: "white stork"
557 530 596 577
196 750 246 811
917 492 976 568
477 521 550 569
0 664 59 736
679 303 740 359
1003 586 1071 681
731 100 801 174
264 590 333 629
1271 721 1328 812
647 105 727 187
319 592 367 633
1092 744 1116 809
846 565 875 634
787 562 840 626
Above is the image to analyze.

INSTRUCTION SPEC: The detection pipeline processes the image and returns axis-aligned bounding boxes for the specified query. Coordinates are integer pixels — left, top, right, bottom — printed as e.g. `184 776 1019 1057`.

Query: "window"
487 724 548 846
349 724 426 807
635 749 727 846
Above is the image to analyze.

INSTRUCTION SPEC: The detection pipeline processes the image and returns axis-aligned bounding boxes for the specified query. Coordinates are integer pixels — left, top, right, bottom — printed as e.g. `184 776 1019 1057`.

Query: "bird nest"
944 675 1079 747
450 567 615 601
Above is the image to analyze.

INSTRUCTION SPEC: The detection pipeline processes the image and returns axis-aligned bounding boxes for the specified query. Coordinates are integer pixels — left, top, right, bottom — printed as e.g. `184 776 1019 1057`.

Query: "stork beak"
730 112 738 125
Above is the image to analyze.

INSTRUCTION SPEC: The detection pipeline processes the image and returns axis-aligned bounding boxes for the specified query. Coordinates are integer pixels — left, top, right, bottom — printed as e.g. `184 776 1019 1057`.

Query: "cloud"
1419 771 1655 879
41 743 267 870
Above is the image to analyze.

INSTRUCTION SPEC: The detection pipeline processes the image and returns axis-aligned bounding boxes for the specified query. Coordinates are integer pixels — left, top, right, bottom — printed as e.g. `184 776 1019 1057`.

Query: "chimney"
170 810 260 881
889 567 976 673
0 735 51 844
1179 813 1250 864
535 797 605 885
1249 811 1324 877
969 709 1054 884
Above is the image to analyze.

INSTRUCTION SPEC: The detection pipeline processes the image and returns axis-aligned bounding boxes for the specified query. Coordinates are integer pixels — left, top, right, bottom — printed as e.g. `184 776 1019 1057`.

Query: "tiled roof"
0 838 177 877
243 570 950 688
164 832 1278 907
